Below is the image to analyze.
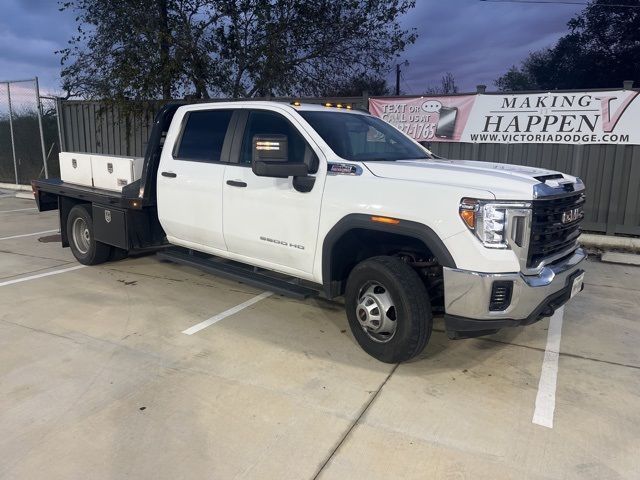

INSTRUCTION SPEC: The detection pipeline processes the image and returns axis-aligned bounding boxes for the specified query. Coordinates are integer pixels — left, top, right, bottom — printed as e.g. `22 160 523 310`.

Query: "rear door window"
175 110 233 162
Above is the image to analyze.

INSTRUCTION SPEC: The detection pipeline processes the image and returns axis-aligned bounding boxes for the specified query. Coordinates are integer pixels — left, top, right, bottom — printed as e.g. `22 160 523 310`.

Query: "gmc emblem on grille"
562 207 581 224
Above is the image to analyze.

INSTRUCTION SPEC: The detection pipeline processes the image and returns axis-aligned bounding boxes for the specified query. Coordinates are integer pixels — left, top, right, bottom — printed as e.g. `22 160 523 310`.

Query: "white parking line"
532 306 565 428
182 291 273 335
0 265 86 288
0 230 58 241
0 208 37 213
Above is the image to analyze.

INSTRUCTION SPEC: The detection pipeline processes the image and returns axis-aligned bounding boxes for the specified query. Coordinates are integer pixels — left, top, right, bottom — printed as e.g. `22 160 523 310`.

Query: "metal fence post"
472 142 480 159
55 97 66 152
605 144 627 235
34 77 49 178
6 82 18 184
572 144 583 174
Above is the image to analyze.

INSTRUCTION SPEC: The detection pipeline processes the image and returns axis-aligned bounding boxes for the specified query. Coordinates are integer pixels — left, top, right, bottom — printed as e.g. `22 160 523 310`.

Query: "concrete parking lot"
1 193 639 480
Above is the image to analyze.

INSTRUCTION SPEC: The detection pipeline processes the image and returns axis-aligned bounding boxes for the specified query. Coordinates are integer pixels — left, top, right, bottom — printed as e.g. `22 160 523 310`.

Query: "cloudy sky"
0 0 583 96
394 0 583 93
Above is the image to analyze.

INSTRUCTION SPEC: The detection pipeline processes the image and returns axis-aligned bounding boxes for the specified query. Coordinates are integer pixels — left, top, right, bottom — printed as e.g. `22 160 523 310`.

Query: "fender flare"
321 214 457 298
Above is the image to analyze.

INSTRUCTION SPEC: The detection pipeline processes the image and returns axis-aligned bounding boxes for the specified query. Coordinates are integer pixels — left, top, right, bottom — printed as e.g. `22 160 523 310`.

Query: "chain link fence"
39 95 61 179
0 78 59 185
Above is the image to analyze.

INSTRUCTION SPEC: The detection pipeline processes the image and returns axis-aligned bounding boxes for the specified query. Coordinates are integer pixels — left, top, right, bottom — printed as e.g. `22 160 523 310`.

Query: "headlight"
459 198 531 249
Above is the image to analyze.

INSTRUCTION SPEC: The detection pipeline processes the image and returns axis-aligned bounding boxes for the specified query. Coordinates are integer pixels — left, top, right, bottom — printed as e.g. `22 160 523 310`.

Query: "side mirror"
251 134 308 178
252 160 308 178
252 134 288 163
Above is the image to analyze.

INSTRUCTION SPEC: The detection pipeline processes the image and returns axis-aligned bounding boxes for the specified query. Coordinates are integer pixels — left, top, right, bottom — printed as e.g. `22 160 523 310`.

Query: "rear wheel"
345 256 432 363
67 205 112 265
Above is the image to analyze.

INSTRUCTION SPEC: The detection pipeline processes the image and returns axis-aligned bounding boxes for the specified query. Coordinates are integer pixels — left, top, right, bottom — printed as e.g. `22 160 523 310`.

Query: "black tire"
66 204 112 265
345 256 432 363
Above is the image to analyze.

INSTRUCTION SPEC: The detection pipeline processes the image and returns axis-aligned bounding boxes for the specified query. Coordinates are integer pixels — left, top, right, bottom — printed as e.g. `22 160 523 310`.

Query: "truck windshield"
298 111 430 162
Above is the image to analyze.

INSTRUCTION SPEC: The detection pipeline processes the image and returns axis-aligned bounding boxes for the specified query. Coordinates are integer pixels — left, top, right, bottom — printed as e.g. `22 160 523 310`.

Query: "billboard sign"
369 90 640 144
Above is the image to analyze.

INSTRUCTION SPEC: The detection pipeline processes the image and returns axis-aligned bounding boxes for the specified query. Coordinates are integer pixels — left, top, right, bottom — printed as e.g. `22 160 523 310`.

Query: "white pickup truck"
33 101 586 363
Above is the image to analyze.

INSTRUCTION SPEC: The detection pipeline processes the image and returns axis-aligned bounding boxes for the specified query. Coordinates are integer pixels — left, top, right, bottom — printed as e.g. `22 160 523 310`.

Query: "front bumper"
443 248 586 336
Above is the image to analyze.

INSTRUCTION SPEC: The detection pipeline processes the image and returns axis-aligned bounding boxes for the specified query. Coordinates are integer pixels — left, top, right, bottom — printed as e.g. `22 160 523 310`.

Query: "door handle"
161 171 177 178
226 180 247 188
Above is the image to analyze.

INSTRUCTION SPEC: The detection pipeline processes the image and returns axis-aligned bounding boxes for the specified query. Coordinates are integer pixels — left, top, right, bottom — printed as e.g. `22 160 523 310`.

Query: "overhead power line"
479 0 640 7
400 72 417 95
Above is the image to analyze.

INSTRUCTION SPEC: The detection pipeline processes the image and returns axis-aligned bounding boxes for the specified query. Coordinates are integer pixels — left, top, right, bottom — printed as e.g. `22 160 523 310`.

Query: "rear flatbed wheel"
71 216 91 255
67 205 112 265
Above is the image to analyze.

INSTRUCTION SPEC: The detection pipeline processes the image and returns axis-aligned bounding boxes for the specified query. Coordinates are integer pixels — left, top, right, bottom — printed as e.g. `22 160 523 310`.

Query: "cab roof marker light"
291 101 302 106
324 102 333 107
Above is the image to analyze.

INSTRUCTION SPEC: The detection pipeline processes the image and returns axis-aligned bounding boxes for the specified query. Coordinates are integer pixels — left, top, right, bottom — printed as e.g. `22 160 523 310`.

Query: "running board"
157 249 317 299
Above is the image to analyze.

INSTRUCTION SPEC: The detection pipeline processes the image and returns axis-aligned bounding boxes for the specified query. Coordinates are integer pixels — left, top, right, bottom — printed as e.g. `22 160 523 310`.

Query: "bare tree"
424 72 459 95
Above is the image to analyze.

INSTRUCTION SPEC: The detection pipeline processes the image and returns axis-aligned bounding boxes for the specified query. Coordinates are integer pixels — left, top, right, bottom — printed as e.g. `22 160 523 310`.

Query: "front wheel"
345 256 432 363
67 204 112 265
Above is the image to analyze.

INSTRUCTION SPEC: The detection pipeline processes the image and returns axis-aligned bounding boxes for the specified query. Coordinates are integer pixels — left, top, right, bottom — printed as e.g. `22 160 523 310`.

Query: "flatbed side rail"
32 179 135 211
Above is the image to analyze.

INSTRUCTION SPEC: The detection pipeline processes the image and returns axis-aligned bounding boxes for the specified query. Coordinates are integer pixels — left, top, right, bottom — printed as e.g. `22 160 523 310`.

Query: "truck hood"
363 158 576 200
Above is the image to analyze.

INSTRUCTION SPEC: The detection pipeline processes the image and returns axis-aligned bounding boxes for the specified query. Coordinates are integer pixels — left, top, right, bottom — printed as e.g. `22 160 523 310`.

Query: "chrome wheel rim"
356 282 397 343
72 217 91 255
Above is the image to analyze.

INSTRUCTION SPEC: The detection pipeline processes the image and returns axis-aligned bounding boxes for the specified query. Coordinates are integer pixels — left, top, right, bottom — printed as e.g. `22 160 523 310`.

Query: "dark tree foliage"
494 65 537 92
58 0 221 100
322 73 390 97
59 0 416 100
495 0 640 91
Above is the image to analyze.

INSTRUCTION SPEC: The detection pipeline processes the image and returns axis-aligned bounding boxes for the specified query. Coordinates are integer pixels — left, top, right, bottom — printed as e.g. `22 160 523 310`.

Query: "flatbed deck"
32 178 145 212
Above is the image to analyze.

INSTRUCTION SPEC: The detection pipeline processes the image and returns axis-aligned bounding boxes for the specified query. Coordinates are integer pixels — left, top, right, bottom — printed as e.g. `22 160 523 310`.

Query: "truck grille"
528 192 585 268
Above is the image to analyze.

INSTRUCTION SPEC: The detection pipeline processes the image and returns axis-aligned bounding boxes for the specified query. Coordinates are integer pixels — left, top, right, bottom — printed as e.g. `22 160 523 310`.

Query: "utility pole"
395 60 409 96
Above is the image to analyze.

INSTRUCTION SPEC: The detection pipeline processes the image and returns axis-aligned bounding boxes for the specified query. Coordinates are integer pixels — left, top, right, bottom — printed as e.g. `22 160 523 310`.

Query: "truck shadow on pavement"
265 295 524 374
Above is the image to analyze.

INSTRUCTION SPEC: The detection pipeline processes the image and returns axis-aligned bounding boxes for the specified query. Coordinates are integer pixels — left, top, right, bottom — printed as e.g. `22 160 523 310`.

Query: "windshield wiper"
359 156 429 162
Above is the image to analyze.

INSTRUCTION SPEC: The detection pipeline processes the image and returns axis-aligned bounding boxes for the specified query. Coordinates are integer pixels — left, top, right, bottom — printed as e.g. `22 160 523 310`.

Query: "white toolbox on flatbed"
90 154 144 192
59 152 144 192
59 152 93 187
